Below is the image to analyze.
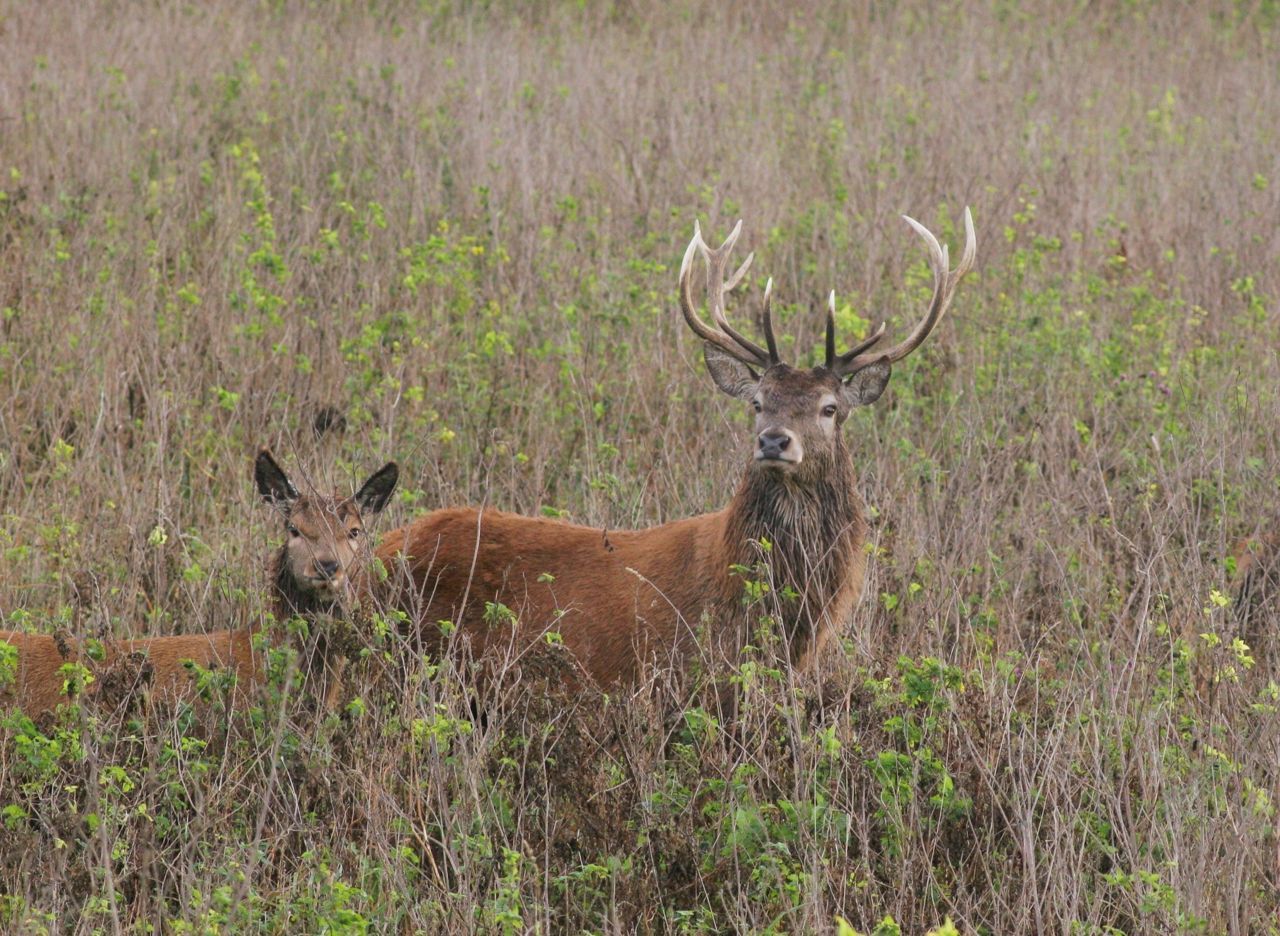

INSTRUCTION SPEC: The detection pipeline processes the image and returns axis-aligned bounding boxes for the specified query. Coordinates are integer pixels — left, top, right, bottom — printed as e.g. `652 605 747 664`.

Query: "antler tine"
957 205 977 275
696 220 775 365
839 206 976 376
722 251 754 293
825 290 888 371
824 292 837 370
679 223 770 368
679 220 777 368
836 321 888 364
762 278 780 364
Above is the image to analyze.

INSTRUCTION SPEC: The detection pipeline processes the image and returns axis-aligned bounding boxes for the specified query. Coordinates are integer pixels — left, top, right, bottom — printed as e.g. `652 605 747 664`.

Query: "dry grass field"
1 1 1279 932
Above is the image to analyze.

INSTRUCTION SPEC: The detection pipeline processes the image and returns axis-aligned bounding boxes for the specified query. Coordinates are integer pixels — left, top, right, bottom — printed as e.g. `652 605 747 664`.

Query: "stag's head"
679 210 976 480
254 448 399 605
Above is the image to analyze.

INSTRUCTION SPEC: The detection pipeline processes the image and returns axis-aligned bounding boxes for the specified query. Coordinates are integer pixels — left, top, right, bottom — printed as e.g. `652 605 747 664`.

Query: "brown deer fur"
377 448 866 686
0 628 263 718
379 212 975 689
0 451 398 716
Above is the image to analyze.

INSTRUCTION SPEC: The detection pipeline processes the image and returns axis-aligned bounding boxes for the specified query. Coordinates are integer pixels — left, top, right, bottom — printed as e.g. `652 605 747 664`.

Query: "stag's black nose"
757 430 792 460
315 559 340 579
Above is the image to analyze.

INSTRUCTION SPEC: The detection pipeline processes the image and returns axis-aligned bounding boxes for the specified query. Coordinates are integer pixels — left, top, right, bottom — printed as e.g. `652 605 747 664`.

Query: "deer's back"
377 506 731 684
0 629 263 716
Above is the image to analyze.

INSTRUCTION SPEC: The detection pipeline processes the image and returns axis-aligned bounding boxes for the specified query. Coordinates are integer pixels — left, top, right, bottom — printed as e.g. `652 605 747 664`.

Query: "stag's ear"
840 359 892 408
703 343 759 402
354 462 399 516
255 448 299 509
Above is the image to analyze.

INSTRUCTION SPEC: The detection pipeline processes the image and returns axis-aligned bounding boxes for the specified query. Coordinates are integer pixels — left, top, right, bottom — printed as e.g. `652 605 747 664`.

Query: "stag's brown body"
379 470 867 686
381 210 974 688
0 451 398 716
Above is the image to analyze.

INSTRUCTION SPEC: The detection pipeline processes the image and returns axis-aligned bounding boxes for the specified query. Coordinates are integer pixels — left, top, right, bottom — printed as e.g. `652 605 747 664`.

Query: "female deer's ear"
255 448 299 508
355 462 399 515
703 343 759 401
840 359 892 408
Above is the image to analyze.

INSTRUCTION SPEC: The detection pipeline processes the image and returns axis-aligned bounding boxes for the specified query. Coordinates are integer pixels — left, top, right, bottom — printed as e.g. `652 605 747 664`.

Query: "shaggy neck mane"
721 440 865 659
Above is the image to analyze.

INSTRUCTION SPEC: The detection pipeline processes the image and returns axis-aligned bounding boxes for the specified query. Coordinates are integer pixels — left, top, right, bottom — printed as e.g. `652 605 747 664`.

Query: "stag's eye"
348 527 362 540
286 525 301 538
821 404 838 418
752 400 762 413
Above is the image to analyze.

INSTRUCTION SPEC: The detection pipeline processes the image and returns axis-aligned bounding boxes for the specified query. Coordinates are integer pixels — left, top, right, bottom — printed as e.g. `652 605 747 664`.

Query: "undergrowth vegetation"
1 1 1278 932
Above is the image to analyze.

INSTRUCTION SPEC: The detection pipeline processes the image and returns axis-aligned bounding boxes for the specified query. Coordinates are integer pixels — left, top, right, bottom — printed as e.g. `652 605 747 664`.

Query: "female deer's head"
680 211 975 483
255 448 399 609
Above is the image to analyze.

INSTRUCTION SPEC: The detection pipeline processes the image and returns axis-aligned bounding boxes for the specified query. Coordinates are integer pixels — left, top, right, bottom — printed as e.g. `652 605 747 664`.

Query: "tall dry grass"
1 0 1278 932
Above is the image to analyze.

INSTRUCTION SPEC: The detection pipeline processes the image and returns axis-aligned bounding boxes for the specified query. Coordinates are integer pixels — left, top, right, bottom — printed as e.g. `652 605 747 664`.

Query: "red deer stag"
0 450 398 716
378 210 975 687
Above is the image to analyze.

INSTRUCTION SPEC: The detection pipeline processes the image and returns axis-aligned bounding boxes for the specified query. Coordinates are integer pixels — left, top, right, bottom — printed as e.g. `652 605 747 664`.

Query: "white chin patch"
310 576 348 598
754 454 801 468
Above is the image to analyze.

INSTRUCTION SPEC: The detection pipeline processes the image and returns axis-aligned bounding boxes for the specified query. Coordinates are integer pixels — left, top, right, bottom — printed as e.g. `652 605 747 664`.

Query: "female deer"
377 211 975 687
0 450 398 716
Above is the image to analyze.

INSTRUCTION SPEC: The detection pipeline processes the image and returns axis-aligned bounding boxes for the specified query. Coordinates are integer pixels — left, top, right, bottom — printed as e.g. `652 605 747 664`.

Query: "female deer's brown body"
0 451 398 716
0 629 262 718
381 211 975 687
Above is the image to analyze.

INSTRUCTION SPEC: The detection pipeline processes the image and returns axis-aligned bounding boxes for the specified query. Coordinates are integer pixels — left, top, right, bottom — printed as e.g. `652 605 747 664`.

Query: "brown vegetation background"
1 1 1278 932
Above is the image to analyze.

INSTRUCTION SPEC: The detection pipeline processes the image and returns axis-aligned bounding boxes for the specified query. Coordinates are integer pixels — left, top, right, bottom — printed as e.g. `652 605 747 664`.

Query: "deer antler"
833 206 976 377
824 291 888 371
679 220 780 369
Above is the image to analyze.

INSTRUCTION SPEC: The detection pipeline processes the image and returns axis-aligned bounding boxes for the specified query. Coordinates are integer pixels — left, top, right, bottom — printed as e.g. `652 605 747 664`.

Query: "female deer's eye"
752 400 762 413
348 527 362 540
821 404 838 418
286 526 301 538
